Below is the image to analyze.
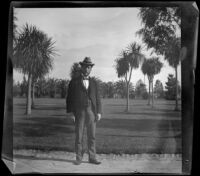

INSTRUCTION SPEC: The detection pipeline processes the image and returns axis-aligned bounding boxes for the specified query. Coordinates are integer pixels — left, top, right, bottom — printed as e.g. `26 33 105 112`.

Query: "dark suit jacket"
66 76 102 116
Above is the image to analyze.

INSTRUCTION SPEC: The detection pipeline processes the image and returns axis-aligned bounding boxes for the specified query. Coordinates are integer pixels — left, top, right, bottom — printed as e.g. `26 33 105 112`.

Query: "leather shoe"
89 159 101 165
74 160 82 165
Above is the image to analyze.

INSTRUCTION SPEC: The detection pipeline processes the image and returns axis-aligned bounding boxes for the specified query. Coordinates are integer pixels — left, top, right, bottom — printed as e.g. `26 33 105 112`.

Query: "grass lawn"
13 98 181 154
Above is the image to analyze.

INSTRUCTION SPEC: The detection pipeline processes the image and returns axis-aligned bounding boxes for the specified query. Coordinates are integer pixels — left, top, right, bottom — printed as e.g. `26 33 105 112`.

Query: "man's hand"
67 112 75 123
96 113 101 122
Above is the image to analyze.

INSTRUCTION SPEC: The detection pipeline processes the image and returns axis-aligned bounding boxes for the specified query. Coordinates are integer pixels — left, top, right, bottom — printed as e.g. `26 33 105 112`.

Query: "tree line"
13 74 180 101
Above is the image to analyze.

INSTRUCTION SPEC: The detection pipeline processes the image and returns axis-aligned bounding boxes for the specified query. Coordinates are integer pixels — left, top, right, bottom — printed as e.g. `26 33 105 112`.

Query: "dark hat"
79 57 95 67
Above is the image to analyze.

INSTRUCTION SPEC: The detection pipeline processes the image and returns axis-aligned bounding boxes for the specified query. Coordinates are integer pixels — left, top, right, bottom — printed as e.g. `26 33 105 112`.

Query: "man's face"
81 65 92 77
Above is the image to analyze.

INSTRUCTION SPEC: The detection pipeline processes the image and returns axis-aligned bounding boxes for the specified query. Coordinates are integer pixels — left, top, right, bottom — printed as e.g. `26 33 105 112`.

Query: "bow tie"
83 77 89 80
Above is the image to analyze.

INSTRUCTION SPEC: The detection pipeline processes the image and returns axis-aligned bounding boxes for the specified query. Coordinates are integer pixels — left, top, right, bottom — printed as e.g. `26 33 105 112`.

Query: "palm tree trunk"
31 82 35 109
54 84 56 98
148 79 150 105
26 73 32 115
23 74 27 97
126 82 130 112
152 79 154 108
174 66 179 111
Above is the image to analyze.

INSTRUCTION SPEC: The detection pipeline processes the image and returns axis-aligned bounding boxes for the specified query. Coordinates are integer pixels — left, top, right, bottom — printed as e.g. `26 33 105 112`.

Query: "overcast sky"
14 8 181 88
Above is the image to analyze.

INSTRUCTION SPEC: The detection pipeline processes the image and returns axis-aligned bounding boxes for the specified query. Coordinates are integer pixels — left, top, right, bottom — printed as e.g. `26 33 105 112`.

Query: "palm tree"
141 57 163 107
164 37 181 111
31 78 36 108
13 24 56 115
115 42 145 112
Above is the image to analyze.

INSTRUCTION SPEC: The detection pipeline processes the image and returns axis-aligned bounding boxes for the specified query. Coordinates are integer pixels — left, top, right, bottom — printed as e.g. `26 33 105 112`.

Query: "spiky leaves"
13 24 56 115
115 50 129 79
141 57 163 106
115 42 145 112
142 57 163 81
13 24 56 79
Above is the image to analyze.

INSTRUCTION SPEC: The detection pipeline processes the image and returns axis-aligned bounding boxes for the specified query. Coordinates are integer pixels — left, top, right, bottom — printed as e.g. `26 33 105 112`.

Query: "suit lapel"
79 77 86 92
88 78 94 95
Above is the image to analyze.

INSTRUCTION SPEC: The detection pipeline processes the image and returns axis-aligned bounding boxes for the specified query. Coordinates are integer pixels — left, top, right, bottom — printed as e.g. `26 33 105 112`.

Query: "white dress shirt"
83 78 89 89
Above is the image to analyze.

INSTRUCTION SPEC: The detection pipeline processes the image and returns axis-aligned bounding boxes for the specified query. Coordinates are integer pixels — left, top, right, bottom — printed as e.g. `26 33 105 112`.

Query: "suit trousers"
74 104 96 161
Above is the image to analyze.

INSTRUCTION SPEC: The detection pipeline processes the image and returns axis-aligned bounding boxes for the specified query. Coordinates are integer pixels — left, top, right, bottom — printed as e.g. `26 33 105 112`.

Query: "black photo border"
1 1 199 175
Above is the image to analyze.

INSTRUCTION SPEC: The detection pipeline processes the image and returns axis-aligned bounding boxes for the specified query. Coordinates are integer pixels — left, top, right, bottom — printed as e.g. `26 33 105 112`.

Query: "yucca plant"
141 57 163 107
115 42 145 112
13 24 56 115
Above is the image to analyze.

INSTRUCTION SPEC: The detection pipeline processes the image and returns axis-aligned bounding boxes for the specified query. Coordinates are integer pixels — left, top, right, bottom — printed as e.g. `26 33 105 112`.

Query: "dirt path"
3 150 182 174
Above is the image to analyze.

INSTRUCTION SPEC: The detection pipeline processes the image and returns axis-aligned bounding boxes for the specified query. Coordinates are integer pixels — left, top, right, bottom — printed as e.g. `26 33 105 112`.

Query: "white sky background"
14 8 181 88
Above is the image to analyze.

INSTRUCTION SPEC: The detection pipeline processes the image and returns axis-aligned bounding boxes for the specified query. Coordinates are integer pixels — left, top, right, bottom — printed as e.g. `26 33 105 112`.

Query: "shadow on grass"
33 106 66 111
14 117 181 138
13 118 181 154
13 99 182 154
105 103 175 107
14 117 75 137
14 103 26 106
112 111 181 118
98 119 181 131
98 133 181 138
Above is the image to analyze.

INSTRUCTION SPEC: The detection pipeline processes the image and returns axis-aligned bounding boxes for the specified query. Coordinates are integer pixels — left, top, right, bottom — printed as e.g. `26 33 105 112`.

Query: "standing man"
66 57 102 165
